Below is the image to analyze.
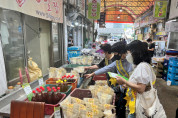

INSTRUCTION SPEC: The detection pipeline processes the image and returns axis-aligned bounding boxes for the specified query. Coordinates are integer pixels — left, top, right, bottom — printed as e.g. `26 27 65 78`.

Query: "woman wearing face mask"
85 41 133 118
116 40 158 118
85 44 116 70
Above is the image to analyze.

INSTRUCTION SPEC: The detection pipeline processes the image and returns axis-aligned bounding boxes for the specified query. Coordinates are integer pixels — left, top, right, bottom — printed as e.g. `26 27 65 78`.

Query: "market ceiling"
100 0 155 22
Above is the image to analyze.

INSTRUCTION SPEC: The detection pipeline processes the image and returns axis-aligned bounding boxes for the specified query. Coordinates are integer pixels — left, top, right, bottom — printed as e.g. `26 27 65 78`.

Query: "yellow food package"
28 58 42 82
71 97 85 104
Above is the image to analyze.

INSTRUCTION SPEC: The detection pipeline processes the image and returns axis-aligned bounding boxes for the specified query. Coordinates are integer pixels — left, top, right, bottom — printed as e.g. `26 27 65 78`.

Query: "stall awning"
100 0 155 22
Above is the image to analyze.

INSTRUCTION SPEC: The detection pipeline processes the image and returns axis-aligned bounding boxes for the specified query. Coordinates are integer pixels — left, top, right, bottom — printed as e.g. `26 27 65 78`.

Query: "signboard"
165 22 178 32
154 0 168 18
139 11 159 27
79 0 85 16
0 0 63 23
169 0 178 19
88 0 101 19
98 12 106 28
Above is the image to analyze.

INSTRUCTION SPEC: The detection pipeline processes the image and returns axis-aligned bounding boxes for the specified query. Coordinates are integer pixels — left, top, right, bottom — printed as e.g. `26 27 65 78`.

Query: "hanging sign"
79 0 85 16
98 12 106 28
88 0 101 19
154 0 168 18
169 0 178 19
0 0 63 23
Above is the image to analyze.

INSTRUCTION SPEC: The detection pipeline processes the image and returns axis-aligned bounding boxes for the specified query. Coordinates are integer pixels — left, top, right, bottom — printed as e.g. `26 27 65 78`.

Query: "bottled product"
37 89 43 102
32 90 37 101
41 87 46 102
57 87 62 98
53 89 60 104
47 89 52 104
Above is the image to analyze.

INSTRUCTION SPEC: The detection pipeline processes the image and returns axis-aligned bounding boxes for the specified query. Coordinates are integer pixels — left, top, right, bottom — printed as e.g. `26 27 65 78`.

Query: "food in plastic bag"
81 109 103 118
97 92 112 104
71 70 80 79
103 104 115 111
71 97 85 104
83 98 100 105
61 103 80 118
28 57 42 82
49 67 66 78
95 80 108 86
49 67 57 78
103 110 115 118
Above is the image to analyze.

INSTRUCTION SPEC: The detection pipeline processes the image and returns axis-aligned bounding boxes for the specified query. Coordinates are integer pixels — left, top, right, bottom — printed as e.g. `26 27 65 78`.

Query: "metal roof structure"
100 0 155 22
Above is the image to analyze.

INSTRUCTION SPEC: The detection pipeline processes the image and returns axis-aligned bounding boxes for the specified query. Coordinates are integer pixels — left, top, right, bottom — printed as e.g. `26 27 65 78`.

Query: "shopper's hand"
123 84 127 89
116 76 126 85
84 66 90 70
84 73 94 79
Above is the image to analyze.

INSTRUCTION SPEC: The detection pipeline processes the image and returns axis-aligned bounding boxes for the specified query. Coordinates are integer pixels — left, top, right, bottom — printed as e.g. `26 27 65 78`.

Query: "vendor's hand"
116 76 126 85
84 73 94 79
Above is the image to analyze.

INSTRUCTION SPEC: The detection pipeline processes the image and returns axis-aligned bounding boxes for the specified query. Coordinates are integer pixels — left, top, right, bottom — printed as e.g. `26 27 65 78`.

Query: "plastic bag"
28 58 42 82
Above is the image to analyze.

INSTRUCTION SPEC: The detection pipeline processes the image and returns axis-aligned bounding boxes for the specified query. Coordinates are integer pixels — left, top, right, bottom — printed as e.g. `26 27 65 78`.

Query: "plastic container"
67 79 77 91
169 57 178 67
69 88 92 100
168 65 178 73
25 93 66 115
167 71 178 80
93 74 107 81
68 88 116 105
45 85 72 96
46 78 59 85
44 93 66 115
77 77 84 88
67 46 81 61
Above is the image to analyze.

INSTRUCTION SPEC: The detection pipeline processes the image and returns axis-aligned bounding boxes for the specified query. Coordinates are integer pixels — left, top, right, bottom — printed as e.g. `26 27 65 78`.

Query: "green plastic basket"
44 85 72 97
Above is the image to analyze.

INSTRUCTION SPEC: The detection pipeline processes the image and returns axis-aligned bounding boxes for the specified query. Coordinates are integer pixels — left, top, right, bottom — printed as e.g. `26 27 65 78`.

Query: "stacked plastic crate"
162 59 169 81
167 57 178 85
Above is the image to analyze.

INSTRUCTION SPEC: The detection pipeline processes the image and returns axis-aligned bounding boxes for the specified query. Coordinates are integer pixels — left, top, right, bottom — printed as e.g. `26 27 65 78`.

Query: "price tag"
22 83 33 101
38 77 44 86
54 107 61 118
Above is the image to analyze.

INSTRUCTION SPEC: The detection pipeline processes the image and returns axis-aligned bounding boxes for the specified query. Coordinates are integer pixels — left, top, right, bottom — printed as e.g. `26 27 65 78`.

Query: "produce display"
31 86 63 104
60 82 116 118
70 56 94 65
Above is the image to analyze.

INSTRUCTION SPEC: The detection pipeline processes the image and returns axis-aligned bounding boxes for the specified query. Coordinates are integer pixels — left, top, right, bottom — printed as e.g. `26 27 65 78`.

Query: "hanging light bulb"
119 9 123 12
75 22 79 26
117 15 120 19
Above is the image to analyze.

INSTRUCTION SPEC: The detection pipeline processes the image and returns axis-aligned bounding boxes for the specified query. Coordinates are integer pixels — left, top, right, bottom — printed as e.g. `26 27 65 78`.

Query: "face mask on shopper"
114 54 121 60
126 53 134 64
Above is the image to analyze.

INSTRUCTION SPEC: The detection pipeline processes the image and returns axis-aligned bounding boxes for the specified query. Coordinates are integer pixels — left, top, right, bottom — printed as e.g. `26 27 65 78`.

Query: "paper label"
38 76 44 86
108 72 129 81
54 107 61 118
22 83 33 101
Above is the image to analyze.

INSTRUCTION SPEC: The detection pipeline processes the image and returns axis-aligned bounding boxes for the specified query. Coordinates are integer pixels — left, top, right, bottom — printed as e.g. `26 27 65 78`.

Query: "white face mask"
126 53 134 64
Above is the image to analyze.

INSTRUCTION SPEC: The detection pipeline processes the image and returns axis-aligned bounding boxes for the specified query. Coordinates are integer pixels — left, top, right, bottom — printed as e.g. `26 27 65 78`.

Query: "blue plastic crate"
169 57 178 67
168 65 178 73
167 71 178 80
77 77 84 88
167 78 178 86
67 46 81 51
67 50 81 60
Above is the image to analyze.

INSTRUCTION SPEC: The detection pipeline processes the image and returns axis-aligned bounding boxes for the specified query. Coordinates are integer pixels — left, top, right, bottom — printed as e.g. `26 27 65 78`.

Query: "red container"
69 88 92 100
93 74 107 81
46 78 60 84
46 78 77 91
25 93 66 115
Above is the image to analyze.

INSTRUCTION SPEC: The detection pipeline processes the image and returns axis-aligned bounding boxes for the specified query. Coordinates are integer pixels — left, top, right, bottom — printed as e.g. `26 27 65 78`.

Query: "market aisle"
155 78 178 118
